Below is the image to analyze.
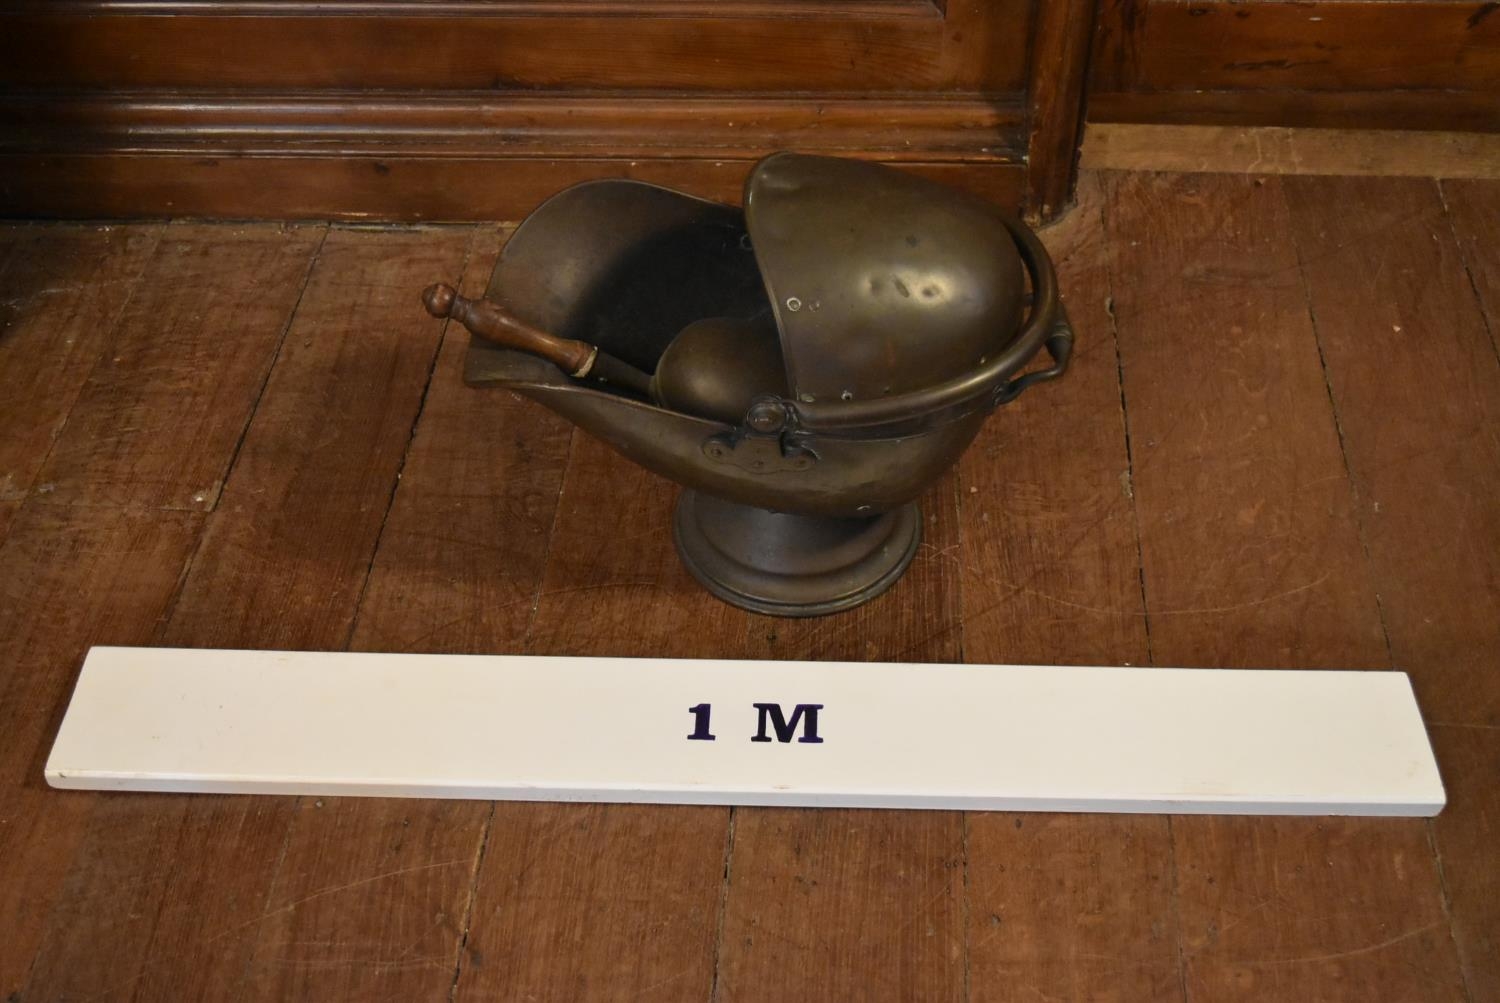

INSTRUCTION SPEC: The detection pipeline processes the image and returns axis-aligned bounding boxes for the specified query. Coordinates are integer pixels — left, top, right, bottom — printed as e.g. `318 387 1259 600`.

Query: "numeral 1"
687 702 716 741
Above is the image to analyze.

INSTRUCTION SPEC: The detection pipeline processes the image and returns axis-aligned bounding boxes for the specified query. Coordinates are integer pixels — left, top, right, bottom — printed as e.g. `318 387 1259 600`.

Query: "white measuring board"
45 646 1445 816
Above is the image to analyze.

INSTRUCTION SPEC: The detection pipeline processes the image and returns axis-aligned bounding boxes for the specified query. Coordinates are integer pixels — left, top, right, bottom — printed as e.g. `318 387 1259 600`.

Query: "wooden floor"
1 170 1497 1002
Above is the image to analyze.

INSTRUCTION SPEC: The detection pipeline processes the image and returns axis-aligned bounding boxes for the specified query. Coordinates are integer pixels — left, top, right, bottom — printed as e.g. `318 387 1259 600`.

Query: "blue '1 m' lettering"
751 703 824 744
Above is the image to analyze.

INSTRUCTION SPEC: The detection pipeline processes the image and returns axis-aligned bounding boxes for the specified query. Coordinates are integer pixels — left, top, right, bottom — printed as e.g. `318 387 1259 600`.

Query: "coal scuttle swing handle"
993 304 1074 406
989 213 1075 407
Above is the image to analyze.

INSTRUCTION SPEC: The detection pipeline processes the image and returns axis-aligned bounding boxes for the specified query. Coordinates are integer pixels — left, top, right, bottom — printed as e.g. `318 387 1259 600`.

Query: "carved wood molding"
0 91 1028 162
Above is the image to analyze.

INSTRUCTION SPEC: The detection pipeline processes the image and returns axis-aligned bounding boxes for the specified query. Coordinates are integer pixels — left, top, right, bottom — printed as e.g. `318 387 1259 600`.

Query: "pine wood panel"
455 435 748 1000
19 226 471 1002
715 475 966 1001
961 173 1180 1002
1284 174 1500 1001
0 223 160 502
1107 171 1465 1001
32 224 325 510
0 505 202 1000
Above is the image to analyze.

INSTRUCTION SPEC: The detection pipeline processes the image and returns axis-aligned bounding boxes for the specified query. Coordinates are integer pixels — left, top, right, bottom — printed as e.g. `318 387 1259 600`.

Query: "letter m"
751 703 824 744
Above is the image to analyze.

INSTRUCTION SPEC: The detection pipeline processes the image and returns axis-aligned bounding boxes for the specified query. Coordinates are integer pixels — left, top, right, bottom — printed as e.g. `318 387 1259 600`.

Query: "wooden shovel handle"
422 283 596 377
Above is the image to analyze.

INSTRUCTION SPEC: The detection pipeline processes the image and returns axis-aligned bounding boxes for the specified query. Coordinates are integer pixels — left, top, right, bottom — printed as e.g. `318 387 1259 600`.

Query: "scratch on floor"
963 570 1332 620
79 858 471 1002
1231 921 1441 968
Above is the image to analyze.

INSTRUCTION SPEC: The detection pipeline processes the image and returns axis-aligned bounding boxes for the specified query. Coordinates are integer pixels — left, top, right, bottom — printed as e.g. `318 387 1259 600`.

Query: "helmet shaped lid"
745 154 1027 408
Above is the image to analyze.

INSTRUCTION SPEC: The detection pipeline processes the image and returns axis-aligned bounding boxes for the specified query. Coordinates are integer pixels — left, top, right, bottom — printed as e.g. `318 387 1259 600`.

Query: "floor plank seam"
519 426 578 651
342 228 476 651
189 224 466 1001
229 795 305 1000
707 806 738 1003
8 223 166 516
948 467 970 1003
1423 178 1487 1003
145 513 214 657
1286 174 1478 1001
1099 179 1187 1001
143 226 331 642
1098 204 1154 668
199 223 331 515
447 799 498 1003
1436 179 1500 375
1285 180 1398 670
1425 816 1476 1003
959 811 972 1003
1163 815 1191 1003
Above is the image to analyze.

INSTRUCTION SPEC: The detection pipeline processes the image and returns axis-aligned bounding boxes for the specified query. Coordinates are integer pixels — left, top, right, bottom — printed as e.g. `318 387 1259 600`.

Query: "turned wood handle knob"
422 282 596 377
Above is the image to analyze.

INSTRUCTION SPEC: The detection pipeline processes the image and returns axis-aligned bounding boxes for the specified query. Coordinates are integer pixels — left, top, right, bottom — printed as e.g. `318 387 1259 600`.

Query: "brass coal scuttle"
424 153 1072 616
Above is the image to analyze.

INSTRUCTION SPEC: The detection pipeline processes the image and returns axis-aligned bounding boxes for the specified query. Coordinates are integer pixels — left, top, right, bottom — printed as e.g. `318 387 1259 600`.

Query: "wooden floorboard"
1431 176 1500 1003
1284 174 1500 1002
1106 171 1465 1001
0 172 1497 1001
455 434 746 1001
0 499 17 547
1441 179 1500 362
0 222 161 504
18 224 470 1002
716 474 967 1001
230 227 510 1003
31 223 325 512
960 173 1181 1003
0 505 202 1001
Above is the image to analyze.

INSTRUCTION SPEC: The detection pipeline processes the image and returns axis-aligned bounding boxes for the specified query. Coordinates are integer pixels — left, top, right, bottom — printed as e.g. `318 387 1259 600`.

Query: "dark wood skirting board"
0 154 1025 222
0 91 1031 220
1090 0 1500 132
1082 123 1500 179
1090 90 1500 133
